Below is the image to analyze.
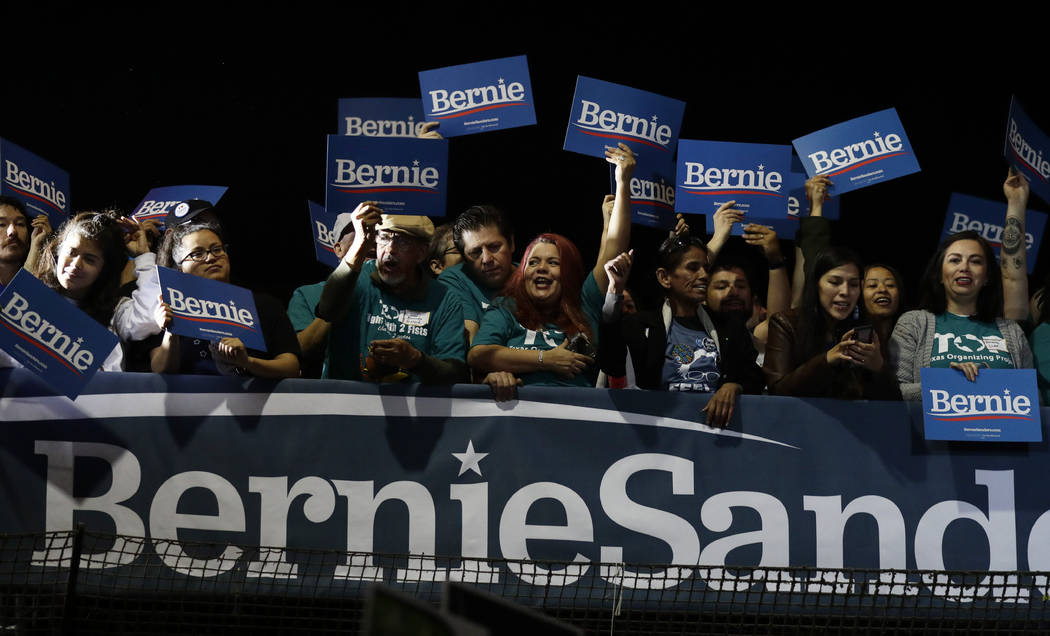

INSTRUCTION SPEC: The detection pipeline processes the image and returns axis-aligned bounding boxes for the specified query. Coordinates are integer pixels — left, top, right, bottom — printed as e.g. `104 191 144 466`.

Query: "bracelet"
538 350 544 365
768 259 787 270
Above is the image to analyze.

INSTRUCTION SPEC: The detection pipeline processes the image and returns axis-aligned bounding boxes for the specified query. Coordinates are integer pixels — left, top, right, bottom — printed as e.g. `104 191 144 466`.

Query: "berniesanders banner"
131 185 229 224
1005 97 1050 205
0 138 71 228
156 266 266 351
0 270 118 399
921 368 1042 442
563 76 685 162
418 55 537 137
326 136 448 217
308 201 341 269
4 372 1050 606
676 140 791 221
792 108 921 195
942 192 1047 275
337 98 427 138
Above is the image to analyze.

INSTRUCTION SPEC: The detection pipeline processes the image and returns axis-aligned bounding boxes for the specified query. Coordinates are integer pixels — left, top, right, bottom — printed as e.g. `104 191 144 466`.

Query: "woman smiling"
764 247 899 399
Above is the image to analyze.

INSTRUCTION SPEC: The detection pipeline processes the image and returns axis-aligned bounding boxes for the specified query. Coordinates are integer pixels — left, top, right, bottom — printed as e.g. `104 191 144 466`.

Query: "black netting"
1 529 1047 635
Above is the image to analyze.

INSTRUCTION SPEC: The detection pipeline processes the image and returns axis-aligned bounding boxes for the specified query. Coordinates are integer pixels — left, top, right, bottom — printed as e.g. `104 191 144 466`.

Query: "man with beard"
0 196 50 288
316 202 467 384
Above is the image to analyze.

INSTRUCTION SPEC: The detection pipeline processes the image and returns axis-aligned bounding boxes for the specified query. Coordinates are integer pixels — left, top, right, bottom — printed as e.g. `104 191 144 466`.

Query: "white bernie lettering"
167 289 255 327
3 160 66 210
1 292 94 371
333 160 439 189
576 100 672 146
428 80 525 115
807 132 902 174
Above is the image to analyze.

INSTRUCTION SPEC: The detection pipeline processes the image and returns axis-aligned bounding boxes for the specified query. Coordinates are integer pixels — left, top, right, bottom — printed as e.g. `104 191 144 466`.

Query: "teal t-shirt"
930 313 1013 369
287 281 325 332
323 261 466 382
1030 323 1050 404
437 262 498 325
471 272 602 387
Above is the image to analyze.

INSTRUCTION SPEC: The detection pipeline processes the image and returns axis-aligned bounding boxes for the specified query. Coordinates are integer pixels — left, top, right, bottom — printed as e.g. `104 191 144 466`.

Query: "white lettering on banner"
681 163 783 193
428 78 526 116
315 221 335 248
135 200 182 218
630 176 675 207
787 196 800 217
947 212 1036 249
1 292 95 371
31 442 1037 600
332 160 439 189
167 288 255 327
575 100 672 148
3 159 67 210
807 132 904 175
927 389 1032 419
1008 120 1050 179
344 116 426 137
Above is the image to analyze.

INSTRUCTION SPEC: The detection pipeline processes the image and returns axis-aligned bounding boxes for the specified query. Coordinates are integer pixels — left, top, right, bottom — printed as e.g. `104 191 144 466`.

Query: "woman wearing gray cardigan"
890 230 1032 400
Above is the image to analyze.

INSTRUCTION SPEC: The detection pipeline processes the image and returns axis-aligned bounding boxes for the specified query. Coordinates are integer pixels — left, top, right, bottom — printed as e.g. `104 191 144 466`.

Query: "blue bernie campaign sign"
609 157 677 229
337 98 427 138
921 368 1041 442
676 140 792 221
0 270 117 399
943 192 1047 275
792 108 920 195
564 76 685 163
326 135 448 217
131 185 228 224
1005 97 1050 205
0 138 71 228
156 266 266 351
307 200 341 269
418 55 536 137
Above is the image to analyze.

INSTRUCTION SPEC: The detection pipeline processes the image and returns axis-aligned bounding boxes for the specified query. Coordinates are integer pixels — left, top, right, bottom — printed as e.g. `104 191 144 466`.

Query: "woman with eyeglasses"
147 219 300 377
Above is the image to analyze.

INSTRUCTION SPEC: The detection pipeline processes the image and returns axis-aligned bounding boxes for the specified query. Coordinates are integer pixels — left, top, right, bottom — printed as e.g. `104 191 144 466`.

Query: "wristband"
768 259 787 270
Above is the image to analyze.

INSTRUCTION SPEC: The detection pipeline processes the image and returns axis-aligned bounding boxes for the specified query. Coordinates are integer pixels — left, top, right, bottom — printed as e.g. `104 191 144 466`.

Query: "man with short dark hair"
439 204 516 342
0 195 50 288
316 203 467 383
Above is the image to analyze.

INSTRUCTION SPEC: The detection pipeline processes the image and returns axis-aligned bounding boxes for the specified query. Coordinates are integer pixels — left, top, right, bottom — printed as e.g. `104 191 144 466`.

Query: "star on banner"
452 440 489 477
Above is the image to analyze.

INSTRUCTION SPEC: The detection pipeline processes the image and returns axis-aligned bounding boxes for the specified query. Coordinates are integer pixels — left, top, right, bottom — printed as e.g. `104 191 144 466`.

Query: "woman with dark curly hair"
890 230 1032 400
30 212 130 369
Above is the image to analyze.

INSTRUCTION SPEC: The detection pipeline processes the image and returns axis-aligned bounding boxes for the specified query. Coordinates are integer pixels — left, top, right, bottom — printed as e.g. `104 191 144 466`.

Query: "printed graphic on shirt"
930 314 1012 368
662 320 721 392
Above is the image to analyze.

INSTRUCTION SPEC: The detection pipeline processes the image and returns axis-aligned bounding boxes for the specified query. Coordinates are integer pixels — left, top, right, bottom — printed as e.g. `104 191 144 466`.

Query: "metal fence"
1 527 1048 635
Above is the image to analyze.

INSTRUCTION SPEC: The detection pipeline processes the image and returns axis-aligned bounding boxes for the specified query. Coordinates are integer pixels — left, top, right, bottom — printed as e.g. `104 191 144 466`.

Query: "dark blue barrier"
1 368 1048 605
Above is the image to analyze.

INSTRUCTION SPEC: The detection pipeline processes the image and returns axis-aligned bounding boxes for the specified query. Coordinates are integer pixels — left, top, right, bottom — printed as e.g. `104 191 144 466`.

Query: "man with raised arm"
315 202 467 384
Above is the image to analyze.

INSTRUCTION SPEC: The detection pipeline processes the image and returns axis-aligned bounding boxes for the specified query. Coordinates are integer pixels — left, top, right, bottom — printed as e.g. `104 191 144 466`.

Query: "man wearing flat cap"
316 202 467 383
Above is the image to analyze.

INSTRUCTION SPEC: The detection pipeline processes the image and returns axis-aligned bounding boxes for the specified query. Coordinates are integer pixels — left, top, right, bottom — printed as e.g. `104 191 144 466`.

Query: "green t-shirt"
472 272 602 387
287 281 325 332
930 313 1013 369
437 262 499 325
323 261 466 382
1029 323 1050 404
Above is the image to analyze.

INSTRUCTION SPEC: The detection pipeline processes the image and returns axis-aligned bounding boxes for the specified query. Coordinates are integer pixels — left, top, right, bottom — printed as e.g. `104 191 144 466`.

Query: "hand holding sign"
949 361 982 382
805 175 833 215
347 201 382 270
418 122 442 139
604 143 636 184
1004 166 1030 208
743 224 782 262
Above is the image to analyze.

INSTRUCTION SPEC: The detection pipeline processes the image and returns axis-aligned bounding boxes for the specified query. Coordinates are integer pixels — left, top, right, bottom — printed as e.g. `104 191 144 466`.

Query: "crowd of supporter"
0 138 1044 425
